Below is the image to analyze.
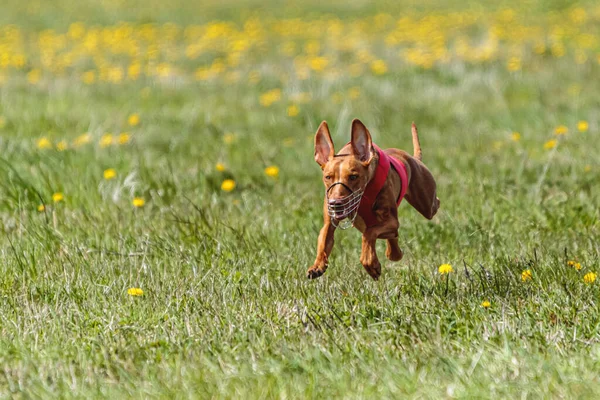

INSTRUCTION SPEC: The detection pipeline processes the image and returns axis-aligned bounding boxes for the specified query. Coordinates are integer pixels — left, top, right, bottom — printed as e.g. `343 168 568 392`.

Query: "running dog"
307 119 440 280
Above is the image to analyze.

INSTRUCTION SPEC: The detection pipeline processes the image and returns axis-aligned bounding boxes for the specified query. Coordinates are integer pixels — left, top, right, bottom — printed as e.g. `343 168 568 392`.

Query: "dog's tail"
411 122 422 161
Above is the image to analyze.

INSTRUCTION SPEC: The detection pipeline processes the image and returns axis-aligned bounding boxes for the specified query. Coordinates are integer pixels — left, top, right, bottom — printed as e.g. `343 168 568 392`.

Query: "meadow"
0 0 599 397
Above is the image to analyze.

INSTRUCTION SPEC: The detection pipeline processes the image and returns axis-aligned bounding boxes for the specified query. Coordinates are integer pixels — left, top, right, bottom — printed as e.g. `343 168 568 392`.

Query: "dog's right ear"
314 121 334 168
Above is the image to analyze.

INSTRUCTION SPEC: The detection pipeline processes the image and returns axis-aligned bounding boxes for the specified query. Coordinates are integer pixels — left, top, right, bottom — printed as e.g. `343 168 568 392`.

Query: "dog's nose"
328 198 345 206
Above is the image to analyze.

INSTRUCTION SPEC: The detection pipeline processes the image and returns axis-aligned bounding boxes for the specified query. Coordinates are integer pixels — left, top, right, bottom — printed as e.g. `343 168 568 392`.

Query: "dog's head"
314 119 375 219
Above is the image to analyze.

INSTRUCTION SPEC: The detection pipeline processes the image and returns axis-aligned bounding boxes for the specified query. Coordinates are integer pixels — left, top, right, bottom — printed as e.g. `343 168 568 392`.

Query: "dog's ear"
314 121 334 168
351 119 373 164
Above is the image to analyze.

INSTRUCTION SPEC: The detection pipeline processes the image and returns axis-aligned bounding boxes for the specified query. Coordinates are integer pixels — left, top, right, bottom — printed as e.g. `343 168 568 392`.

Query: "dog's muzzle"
326 182 364 229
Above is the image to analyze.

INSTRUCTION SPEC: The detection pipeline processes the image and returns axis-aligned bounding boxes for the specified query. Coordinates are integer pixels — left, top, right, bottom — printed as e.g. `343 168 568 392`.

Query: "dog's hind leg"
386 239 403 261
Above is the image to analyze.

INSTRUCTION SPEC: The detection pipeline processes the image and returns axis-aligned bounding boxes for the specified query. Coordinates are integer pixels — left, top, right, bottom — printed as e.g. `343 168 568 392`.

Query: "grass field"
1 0 600 397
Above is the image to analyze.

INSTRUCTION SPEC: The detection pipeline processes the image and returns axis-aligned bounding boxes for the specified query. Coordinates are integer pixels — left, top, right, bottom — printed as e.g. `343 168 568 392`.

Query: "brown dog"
307 119 440 280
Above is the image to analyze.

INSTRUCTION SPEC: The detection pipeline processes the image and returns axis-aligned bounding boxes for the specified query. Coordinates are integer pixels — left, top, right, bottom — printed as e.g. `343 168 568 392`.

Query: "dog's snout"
327 198 345 206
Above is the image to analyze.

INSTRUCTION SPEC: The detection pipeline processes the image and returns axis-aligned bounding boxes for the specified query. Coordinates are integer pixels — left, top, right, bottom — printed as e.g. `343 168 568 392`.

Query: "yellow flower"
370 59 388 75
103 168 117 180
0 116 6 129
37 204 45 212
264 165 279 178
127 288 144 296
481 300 491 308
309 56 329 71
438 263 453 275
118 133 131 144
128 113 140 126
132 197 145 207
554 125 568 135
223 133 237 144
215 163 226 172
73 133 91 147
99 134 113 148
521 269 532 282
348 87 361 99
56 140 68 151
259 88 282 107
37 137 52 149
567 260 582 270
52 192 64 203
584 165 592 173
554 125 569 136
507 57 521 72
221 179 236 192
287 105 299 117
82 70 96 85
27 69 41 84
543 139 557 150
511 132 521 142
584 272 597 284
577 121 589 132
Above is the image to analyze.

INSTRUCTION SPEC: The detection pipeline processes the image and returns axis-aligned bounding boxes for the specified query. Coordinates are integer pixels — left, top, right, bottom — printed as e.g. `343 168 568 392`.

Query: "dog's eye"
349 175 359 181
325 175 331 180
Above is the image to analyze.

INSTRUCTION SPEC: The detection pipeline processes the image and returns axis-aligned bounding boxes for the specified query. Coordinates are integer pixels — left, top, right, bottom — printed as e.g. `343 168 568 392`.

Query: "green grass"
1 0 600 398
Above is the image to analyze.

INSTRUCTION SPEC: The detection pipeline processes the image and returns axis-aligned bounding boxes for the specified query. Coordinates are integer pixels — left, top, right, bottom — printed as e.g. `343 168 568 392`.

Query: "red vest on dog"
357 145 408 227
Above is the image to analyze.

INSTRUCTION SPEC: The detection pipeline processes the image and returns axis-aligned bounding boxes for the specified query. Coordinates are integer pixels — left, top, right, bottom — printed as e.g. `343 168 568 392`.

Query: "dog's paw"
307 265 327 279
363 262 381 280
385 244 403 262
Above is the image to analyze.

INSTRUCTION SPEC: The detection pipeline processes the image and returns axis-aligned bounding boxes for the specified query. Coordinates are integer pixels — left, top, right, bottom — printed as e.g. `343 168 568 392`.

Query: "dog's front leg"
360 217 399 280
307 201 336 279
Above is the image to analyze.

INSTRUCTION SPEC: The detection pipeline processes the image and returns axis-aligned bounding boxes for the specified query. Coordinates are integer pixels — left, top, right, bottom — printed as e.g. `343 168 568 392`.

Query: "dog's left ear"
351 119 373 164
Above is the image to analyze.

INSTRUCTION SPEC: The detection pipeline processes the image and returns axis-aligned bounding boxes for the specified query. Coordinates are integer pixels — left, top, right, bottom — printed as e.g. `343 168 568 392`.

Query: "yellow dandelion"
481 300 491 308
37 204 45 212
521 269 532 282
438 263 453 275
543 139 557 150
127 288 144 296
56 140 68 151
287 105 299 117
584 272 597 284
52 192 64 203
128 113 140 127
370 59 388 75
99 134 113 148
507 57 521 72
215 163 226 172
511 132 521 142
264 165 279 178
577 121 589 132
221 179 236 192
103 168 117 180
73 133 91 147
37 137 52 149
132 197 145 207
348 87 361 99
309 56 329 72
0 116 6 129
259 88 282 107
567 260 582 271
27 69 41 84
223 133 237 144
82 70 96 85
554 125 568 135
584 165 592 173
118 133 131 144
